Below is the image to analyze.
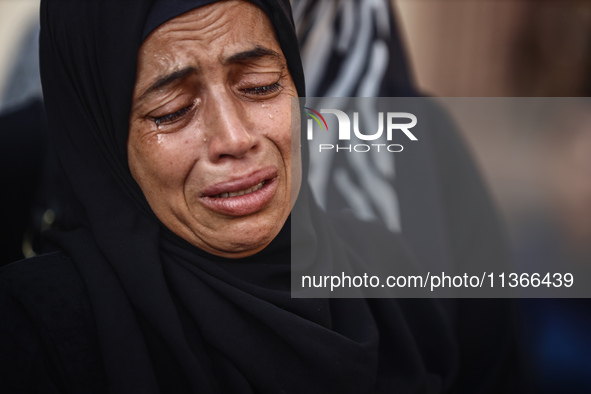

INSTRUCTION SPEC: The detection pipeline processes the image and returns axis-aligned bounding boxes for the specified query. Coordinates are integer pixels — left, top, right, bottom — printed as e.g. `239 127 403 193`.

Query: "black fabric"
0 100 48 265
0 252 105 393
0 0 517 393
0 98 66 267
0 241 459 393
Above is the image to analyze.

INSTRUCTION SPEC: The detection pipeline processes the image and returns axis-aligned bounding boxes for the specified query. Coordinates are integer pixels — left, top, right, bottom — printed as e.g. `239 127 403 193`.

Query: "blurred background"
399 3 591 393
395 0 591 254
0 0 40 111
2 0 591 392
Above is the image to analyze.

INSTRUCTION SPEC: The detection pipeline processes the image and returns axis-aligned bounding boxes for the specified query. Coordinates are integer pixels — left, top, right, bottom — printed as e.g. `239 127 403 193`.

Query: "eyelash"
153 105 192 127
242 82 283 96
151 82 283 127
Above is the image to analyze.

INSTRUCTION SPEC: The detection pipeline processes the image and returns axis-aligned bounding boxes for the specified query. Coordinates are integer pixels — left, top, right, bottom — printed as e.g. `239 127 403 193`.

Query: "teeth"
212 181 264 198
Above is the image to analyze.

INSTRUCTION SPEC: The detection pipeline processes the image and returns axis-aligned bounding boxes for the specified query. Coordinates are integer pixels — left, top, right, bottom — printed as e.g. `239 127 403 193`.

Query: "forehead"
140 1 280 62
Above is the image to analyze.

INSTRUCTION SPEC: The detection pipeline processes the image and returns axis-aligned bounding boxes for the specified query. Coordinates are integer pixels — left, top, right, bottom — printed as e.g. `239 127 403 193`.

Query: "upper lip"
200 166 277 197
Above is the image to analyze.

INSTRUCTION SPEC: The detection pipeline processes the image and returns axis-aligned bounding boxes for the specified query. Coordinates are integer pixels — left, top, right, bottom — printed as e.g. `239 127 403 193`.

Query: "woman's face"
128 1 301 258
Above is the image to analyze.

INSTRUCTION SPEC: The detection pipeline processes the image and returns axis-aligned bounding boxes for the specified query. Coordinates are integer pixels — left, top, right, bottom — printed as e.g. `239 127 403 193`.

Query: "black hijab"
40 0 458 392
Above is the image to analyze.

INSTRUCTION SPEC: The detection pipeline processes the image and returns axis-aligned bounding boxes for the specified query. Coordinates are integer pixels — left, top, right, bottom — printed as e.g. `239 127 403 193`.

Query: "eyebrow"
139 66 197 102
137 46 283 102
223 45 283 65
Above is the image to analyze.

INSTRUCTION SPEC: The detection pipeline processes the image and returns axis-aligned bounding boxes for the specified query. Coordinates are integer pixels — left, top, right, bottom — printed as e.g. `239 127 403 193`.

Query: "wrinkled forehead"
142 1 278 54
141 0 305 98
133 2 286 104
143 0 273 42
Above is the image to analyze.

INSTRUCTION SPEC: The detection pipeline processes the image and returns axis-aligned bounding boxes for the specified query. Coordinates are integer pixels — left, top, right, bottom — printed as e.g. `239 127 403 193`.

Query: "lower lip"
200 176 278 216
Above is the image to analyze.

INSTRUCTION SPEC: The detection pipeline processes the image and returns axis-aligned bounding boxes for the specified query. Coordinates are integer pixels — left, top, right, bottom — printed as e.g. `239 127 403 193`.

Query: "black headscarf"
40 0 459 392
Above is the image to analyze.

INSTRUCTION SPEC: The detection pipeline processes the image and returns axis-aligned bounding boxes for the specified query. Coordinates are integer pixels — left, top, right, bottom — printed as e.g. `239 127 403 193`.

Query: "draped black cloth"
0 0 519 392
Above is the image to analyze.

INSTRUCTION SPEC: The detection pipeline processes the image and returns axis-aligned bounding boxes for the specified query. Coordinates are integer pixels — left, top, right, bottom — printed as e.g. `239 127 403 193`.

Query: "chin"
208 214 287 258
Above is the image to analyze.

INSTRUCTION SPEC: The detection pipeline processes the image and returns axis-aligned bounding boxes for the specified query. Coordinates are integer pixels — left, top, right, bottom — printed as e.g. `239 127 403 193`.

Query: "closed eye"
241 82 283 96
152 105 193 127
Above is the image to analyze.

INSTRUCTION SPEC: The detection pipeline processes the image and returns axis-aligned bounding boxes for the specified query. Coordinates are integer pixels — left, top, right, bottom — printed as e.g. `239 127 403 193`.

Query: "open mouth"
211 181 265 198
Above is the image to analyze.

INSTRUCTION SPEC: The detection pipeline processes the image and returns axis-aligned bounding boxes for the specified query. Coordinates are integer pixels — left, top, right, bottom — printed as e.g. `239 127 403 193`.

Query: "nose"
205 91 258 162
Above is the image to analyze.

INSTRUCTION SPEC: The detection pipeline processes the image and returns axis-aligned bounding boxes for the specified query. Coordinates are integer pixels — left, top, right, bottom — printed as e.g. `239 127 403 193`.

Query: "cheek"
263 104 298 206
288 111 302 206
129 131 200 191
262 100 295 160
